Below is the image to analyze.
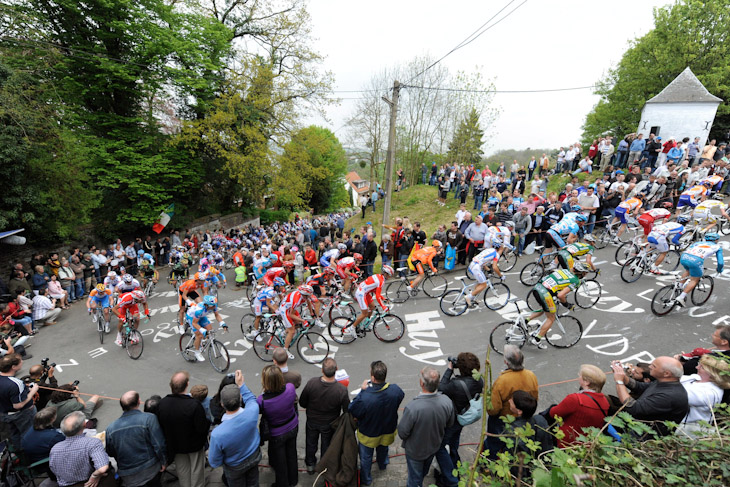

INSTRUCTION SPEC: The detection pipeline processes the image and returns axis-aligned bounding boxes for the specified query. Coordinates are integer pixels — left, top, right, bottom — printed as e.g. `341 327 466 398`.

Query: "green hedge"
259 209 291 225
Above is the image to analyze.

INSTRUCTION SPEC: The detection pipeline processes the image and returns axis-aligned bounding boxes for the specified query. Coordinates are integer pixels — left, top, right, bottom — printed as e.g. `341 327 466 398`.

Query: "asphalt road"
20 237 730 432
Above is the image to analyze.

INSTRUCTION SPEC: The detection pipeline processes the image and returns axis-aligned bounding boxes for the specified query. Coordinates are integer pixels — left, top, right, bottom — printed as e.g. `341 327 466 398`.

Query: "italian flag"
152 203 175 234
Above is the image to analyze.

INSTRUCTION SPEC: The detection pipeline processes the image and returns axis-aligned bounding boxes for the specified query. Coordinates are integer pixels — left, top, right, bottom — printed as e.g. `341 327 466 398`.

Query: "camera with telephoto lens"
447 356 458 366
41 358 56 372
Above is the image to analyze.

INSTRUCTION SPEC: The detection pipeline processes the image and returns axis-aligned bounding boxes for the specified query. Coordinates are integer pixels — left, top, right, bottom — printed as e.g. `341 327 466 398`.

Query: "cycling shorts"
677 194 696 209
263 275 277 287
546 229 566 249
188 316 212 331
277 308 299 329
647 235 669 253
680 254 704 278
142 269 156 278
178 290 199 308
468 261 487 283
411 259 425 274
532 283 557 314
91 296 111 308
336 266 356 280
556 250 574 271
614 206 629 224
253 298 266 316
319 257 335 269
693 209 716 226
638 214 654 236
120 304 139 317
354 289 373 311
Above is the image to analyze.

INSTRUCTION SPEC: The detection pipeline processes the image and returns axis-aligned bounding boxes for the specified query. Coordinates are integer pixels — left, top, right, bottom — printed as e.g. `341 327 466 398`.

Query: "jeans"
269 426 298 487
429 175 436 186
484 415 505 460
516 232 527 255
422 173 427 184
616 151 627 168
405 454 435 487
473 195 483 210
362 261 374 278
434 422 463 487
359 443 390 485
381 255 392 268
62 283 75 301
223 448 261 487
586 213 596 234
371 200 376 212
74 277 85 297
305 421 333 468
572 167 592 176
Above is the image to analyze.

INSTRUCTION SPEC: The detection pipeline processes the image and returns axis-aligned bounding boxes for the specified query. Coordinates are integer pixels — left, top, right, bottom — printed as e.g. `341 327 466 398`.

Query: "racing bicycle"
594 217 640 249
179 326 230 373
89 306 110 344
525 271 602 310
439 275 510 316
252 320 330 364
120 309 144 360
650 273 714 316
328 307 405 344
620 243 680 283
386 267 448 303
489 297 583 353
240 313 280 342
518 246 560 286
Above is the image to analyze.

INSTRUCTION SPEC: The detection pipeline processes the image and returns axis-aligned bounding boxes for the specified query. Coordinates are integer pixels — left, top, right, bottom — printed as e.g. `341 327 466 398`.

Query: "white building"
637 67 721 148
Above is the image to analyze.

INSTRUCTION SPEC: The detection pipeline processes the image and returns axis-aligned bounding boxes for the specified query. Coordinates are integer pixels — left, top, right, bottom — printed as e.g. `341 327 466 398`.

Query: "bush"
259 209 291 225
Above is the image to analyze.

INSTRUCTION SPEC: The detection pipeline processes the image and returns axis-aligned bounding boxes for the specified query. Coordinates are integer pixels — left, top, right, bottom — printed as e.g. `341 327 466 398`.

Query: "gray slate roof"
646 67 722 104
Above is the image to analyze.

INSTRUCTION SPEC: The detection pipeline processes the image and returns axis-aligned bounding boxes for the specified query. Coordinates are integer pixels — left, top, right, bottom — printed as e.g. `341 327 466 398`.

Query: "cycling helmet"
323 267 335 276
574 214 588 223
193 272 204 281
137 249 144 256
703 180 713 187
214 253 222 260
504 221 515 228
273 277 287 288
583 234 596 244
432 240 443 248
677 216 689 225
661 201 674 209
571 205 582 213
298 284 314 296
203 295 218 307
208 267 219 275
337 243 347 251
704 232 720 242
143 253 152 261
95 283 106 293
141 260 150 266
107 271 117 278
283 261 295 269
123 274 133 283
381 265 394 276
131 290 145 301
353 253 363 261
635 192 645 199
573 262 590 274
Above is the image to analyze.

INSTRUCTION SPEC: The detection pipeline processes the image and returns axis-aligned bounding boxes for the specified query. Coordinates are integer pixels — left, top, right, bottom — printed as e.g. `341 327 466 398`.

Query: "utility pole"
381 80 400 227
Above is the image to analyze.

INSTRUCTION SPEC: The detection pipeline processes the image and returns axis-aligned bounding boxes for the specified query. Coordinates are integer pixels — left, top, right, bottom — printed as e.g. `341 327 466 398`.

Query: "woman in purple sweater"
258 365 299 487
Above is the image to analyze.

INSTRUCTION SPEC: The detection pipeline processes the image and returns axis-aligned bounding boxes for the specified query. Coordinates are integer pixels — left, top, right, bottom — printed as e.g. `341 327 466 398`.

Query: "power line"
401 84 600 94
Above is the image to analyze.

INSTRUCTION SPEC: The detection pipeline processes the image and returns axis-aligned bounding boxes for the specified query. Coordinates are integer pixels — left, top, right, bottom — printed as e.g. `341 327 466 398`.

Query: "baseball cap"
656 136 662 140
219 384 241 407
615 170 624 175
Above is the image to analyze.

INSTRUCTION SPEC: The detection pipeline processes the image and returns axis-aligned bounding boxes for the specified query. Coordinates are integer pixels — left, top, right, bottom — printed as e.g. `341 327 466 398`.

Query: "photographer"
433 352 483 487
26 359 59 409
0 327 31 360
47 383 102 428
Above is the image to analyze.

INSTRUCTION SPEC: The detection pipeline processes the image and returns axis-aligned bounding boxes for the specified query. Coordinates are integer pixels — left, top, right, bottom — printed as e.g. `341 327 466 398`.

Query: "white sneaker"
91 313 98 323
464 295 476 308
104 322 110 333
675 296 686 307
194 350 206 362
346 326 357 337
245 330 258 340
287 351 295 360
315 319 326 328
530 335 547 350
115 334 122 346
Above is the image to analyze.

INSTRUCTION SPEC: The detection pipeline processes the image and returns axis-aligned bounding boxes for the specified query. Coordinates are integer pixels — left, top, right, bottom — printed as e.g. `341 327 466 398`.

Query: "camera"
41 358 57 371
447 356 458 366
72 380 80 387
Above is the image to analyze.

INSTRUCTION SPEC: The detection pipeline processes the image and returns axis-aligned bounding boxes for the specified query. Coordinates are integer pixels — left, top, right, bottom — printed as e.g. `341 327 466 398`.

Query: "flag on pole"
152 203 175 234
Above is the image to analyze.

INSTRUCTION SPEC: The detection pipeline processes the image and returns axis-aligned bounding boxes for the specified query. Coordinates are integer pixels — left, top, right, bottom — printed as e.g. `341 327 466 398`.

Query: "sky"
304 0 671 155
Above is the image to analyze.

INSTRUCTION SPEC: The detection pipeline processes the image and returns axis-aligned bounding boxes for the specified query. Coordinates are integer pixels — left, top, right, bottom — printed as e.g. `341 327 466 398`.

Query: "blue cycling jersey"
256 286 277 302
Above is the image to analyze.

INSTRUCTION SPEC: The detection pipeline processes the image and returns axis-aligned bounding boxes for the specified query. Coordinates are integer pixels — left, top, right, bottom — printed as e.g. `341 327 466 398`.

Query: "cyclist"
103 271 120 292
86 283 113 333
169 246 183 265
116 273 141 295
612 194 645 242
263 264 292 287
320 243 346 270
211 252 225 269
185 295 228 362
546 213 586 249
527 264 590 350
177 272 207 325
488 223 514 255
252 251 272 283
637 204 673 239
169 258 190 285
692 199 729 233
646 220 686 274
675 233 724 307
306 267 336 298
556 234 596 272
276 284 318 360
246 277 287 341
701 175 724 192
205 267 227 292
675 181 711 217
408 240 443 294
465 246 504 308
336 253 362 293
141 252 155 267
349 264 394 335
138 260 158 292
112 290 149 346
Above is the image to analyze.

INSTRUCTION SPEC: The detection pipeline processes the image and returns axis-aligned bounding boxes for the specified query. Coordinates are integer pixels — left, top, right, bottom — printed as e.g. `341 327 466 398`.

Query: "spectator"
610 356 689 437
22 407 65 470
8 270 30 296
548 365 610 448
106 391 167 487
578 186 600 234
58 258 76 303
81 253 96 292
157 371 210 487
26 363 58 409
3 291 34 335
528 206 548 246
676 354 730 437
46 383 102 429
32 288 61 326
0 353 39 448
362 231 377 278
209 375 236 425
273 347 302 389
379 234 394 268
208 372 262 486
50 411 114 486
398 366 454 487
190 384 212 423
512 206 532 256
464 214 488 262
300 358 349 474
505 390 553 472
485 345 539 458
31 265 50 295
258 364 299 487
47 274 69 309
69 256 86 298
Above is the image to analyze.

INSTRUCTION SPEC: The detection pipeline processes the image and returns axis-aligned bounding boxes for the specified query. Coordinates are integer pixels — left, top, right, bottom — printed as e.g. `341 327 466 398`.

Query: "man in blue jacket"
208 370 261 486
349 361 405 486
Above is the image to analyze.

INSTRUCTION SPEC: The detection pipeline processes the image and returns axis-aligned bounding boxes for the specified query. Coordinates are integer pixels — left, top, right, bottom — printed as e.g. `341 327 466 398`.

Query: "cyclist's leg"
468 263 487 300
351 291 372 328
410 262 425 289
650 236 668 268
282 312 298 349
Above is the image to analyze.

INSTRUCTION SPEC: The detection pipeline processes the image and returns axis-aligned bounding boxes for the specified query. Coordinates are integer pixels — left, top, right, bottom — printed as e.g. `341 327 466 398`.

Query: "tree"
582 0 730 143
446 108 485 167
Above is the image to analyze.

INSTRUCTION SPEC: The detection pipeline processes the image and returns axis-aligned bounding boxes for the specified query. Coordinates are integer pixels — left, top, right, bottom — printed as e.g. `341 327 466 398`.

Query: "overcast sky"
304 0 671 154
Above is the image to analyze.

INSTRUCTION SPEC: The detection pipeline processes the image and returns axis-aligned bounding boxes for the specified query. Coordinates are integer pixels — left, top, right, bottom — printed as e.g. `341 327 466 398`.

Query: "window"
650 126 661 137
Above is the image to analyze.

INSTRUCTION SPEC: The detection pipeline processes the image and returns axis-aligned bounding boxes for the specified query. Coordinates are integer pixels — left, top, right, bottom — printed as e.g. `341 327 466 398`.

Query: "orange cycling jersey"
618 197 643 211
89 288 112 299
179 279 202 294
411 247 438 273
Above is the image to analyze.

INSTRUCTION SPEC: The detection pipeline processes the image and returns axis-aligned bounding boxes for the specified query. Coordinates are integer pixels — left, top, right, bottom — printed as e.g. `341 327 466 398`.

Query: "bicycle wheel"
328 317 357 344
544 315 582 348
691 276 714 306
720 217 730 235
650 285 678 316
144 282 153 297
328 302 356 322
373 313 405 343
657 250 681 273
253 332 282 361
615 241 639 265
483 282 510 310
240 313 256 336
489 321 526 355
594 228 611 249
246 284 256 302
439 290 468 316
497 251 517 272
98 320 104 345
386 280 410 304
620 257 645 283
423 274 448 298
208 340 230 373
125 330 143 360
179 331 197 362
519 262 544 286
574 280 601 309
297 331 329 364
